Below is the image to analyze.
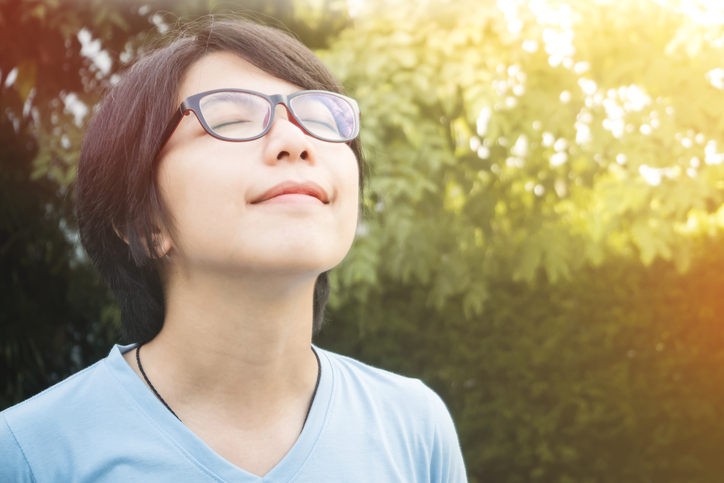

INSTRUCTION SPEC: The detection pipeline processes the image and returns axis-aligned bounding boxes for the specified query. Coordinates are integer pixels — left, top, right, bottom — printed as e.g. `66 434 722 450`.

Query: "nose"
262 104 316 165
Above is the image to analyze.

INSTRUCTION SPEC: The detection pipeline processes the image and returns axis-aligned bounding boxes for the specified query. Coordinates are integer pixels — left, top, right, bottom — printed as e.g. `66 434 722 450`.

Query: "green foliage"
3 0 724 481
319 243 724 482
323 0 724 314
315 0 724 480
0 0 143 406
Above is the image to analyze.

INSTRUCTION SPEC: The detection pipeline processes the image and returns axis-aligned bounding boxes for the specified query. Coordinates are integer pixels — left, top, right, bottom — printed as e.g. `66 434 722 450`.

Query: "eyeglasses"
159 88 361 150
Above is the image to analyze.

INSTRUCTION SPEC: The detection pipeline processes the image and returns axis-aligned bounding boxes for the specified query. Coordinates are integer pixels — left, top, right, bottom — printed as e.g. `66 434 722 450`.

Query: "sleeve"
425 387 468 483
0 414 36 482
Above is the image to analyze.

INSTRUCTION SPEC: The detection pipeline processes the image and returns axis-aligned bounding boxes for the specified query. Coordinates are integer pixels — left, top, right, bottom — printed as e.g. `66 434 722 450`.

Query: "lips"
251 180 330 204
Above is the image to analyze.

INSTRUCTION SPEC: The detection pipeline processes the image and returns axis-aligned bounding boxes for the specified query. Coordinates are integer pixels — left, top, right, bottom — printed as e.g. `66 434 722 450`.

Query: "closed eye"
211 120 251 130
302 119 339 135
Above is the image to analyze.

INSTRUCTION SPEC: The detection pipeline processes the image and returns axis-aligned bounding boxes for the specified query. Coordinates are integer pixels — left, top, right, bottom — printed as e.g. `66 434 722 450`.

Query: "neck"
128 268 321 427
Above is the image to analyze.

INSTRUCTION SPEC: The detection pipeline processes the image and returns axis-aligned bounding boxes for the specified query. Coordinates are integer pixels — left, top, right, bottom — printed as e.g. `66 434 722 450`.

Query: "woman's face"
157 52 360 280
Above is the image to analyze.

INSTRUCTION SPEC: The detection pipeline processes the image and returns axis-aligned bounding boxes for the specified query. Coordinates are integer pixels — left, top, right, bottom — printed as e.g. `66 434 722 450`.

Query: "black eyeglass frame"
159 88 361 151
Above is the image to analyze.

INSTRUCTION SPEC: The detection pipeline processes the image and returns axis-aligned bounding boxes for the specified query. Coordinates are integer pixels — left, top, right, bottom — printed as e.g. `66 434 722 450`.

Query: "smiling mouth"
251 180 330 204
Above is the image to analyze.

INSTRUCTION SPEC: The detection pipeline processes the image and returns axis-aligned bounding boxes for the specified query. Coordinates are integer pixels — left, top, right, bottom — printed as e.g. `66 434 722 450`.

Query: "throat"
134 345 320 426
123 343 322 475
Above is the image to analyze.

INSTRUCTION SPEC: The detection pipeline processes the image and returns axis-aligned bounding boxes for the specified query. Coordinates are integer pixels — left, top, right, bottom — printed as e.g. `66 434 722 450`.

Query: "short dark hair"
75 17 364 343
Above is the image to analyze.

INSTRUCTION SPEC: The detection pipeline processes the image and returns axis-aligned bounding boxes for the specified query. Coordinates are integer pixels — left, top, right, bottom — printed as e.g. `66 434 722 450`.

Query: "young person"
0 18 466 482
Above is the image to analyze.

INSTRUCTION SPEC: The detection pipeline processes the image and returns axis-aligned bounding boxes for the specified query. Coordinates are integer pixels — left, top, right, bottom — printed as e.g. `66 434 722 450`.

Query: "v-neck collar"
104 343 334 482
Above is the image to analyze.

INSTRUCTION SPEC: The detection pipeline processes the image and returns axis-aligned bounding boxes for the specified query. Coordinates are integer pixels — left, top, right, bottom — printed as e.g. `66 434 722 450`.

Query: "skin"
122 51 360 476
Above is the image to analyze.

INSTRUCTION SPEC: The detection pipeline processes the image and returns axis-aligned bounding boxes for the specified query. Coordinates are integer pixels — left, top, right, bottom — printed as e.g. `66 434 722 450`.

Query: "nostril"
273 148 310 162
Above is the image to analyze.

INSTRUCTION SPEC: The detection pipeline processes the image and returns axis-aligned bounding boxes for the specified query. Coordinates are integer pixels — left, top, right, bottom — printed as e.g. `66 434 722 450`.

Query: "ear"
113 221 174 259
150 226 174 259
112 223 130 244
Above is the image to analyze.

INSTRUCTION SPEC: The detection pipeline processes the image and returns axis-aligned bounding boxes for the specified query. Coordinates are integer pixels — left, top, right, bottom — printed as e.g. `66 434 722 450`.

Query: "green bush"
320 243 724 482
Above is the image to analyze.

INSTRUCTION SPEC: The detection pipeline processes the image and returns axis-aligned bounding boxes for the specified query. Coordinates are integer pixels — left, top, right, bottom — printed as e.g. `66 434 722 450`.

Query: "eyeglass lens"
198 91 356 141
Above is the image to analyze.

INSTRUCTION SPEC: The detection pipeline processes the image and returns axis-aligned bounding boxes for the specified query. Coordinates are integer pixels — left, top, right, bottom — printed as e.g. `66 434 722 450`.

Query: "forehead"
178 51 301 102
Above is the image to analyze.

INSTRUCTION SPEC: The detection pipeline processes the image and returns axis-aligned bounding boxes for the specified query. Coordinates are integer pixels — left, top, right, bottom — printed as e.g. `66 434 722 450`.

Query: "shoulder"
1 358 109 428
321 349 433 403
1 357 118 450
318 348 453 434
0 413 35 482
0 359 112 482
1 346 141 439
314 349 468 481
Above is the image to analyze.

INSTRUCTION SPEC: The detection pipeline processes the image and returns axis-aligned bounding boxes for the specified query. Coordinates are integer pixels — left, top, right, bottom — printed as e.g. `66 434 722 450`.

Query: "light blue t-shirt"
1 344 466 482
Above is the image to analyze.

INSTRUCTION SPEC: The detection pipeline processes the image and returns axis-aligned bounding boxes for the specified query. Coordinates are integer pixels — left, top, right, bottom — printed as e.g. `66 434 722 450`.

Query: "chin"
272 248 348 272
228 241 349 274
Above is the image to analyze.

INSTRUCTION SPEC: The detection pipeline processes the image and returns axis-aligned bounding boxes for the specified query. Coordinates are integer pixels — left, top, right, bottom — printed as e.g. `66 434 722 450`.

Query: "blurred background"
2 0 724 481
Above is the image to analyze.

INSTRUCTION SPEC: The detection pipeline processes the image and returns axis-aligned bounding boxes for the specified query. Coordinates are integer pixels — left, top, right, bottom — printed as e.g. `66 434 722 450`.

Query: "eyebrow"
200 92 268 109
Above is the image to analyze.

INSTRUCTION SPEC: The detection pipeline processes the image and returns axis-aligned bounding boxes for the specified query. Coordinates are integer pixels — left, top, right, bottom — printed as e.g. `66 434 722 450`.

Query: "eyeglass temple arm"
343 111 361 146
157 108 188 155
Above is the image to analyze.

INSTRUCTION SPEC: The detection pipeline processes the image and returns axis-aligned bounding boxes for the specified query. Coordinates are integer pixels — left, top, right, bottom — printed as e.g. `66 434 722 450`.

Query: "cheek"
156 144 252 243
334 148 362 237
156 136 360 268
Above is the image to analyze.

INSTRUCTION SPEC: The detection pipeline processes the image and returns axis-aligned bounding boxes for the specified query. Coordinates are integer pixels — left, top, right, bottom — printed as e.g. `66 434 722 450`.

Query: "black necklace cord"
136 344 182 422
304 347 322 427
135 344 322 427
